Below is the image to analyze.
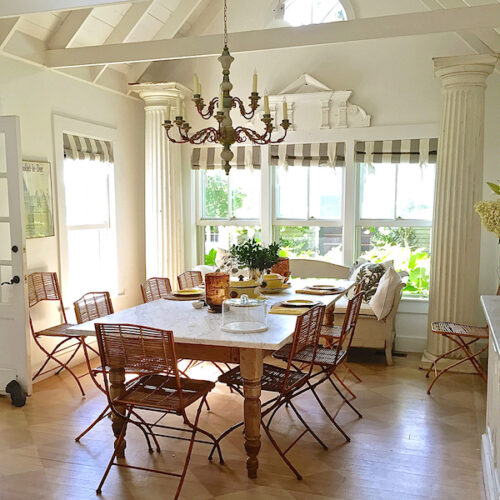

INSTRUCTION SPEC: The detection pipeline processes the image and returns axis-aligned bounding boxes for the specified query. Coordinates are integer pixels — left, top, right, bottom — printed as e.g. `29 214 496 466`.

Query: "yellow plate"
281 299 320 307
174 289 203 296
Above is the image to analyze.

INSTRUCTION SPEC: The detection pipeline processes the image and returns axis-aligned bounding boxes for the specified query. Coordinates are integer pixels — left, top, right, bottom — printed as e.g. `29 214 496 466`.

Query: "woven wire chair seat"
431 321 489 339
320 325 342 341
117 374 214 412
35 323 78 336
219 364 307 393
274 343 347 368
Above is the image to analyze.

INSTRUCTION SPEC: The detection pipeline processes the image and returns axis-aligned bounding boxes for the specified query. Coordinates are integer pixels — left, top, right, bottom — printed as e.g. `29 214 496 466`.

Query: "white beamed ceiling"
1 0 499 95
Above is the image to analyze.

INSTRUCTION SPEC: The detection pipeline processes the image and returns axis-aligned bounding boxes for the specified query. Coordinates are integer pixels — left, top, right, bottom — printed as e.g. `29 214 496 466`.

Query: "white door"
0 116 30 394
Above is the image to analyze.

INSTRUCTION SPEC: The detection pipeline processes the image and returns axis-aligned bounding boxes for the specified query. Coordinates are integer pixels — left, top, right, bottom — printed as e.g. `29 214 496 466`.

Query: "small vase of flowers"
230 239 280 281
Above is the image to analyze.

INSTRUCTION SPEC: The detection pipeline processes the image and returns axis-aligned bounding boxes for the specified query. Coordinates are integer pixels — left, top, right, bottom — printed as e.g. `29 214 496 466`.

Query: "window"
274 165 344 263
284 0 347 27
357 162 435 296
63 157 118 301
198 169 261 264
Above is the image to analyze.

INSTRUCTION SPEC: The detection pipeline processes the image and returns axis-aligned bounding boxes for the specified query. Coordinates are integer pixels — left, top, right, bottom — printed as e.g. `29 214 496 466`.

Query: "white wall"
147 23 500 352
0 54 146 377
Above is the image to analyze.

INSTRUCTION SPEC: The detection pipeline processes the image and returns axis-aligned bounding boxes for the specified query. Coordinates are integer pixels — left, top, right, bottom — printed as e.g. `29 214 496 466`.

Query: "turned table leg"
240 348 263 479
323 303 336 327
109 367 127 458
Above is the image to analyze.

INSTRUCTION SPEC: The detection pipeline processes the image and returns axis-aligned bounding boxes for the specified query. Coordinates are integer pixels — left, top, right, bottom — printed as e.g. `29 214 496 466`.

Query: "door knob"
0 275 20 286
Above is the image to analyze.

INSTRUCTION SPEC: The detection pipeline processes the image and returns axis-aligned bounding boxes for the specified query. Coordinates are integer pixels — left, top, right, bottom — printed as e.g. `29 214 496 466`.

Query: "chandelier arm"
195 97 219 119
232 96 257 120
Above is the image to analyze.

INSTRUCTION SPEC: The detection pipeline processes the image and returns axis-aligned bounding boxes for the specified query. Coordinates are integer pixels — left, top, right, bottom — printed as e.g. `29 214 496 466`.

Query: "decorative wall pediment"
265 73 371 130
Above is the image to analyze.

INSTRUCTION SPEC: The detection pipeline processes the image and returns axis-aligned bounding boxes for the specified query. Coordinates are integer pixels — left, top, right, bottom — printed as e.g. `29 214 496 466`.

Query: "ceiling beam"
0 17 21 50
127 0 203 83
92 0 154 83
45 4 500 69
47 8 93 49
0 0 143 18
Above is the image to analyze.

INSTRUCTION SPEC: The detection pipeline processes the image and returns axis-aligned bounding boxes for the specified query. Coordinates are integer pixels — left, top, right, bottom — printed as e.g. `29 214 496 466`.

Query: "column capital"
130 81 192 108
433 54 498 88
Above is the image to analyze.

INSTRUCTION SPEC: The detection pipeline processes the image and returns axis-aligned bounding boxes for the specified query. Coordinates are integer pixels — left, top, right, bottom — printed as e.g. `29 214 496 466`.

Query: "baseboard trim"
482 433 498 500
394 336 426 353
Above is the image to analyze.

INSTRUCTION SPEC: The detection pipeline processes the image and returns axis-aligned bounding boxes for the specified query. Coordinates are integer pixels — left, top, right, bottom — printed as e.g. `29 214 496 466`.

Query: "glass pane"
0 222 11 261
0 133 6 173
202 171 229 219
276 166 308 219
203 226 261 265
231 170 261 219
309 167 342 219
67 228 117 301
396 164 435 220
0 265 14 304
64 158 111 227
276 225 343 264
0 178 8 217
358 226 431 297
359 163 396 219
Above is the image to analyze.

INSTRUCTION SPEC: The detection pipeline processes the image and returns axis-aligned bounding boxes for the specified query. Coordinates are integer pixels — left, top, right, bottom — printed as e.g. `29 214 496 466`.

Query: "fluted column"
420 54 498 370
132 82 191 282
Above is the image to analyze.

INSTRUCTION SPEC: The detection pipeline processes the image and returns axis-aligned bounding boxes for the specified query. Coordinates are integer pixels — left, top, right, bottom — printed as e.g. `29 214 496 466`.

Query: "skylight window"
284 0 347 27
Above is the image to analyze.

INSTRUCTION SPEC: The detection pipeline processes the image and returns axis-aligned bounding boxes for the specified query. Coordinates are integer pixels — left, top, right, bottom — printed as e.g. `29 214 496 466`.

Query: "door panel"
0 117 30 394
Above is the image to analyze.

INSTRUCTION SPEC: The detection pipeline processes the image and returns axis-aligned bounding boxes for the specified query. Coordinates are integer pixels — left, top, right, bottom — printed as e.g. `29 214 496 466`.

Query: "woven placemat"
296 287 345 296
165 294 205 302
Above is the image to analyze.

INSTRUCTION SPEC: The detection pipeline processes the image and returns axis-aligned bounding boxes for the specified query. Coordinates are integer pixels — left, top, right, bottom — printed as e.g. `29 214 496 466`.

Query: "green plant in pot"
230 239 280 281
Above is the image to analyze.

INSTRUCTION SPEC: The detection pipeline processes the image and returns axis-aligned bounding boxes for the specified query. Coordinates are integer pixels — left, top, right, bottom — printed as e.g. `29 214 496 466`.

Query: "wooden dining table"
69 278 353 479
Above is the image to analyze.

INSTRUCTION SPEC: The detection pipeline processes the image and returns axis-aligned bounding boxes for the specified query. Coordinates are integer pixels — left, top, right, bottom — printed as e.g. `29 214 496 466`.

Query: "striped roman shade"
191 146 261 170
355 138 438 165
270 143 345 167
63 133 114 163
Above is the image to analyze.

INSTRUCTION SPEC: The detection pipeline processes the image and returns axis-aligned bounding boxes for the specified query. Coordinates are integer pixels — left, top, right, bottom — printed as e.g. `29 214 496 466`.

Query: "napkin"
269 306 309 316
296 289 340 296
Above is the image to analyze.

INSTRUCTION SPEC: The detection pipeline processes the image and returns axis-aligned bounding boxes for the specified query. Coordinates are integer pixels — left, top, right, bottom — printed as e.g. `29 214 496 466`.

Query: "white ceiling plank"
472 26 500 50
0 17 21 49
47 8 93 49
93 0 154 83
45 5 500 69
3 30 45 65
0 1 145 18
127 0 210 82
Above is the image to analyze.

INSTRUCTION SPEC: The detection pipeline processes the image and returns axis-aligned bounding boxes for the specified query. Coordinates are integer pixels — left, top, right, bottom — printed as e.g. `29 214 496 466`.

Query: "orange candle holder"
205 272 230 313
271 257 290 283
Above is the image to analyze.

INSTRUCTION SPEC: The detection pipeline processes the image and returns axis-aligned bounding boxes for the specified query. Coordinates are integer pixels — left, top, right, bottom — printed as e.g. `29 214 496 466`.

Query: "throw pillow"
356 262 387 301
369 267 402 320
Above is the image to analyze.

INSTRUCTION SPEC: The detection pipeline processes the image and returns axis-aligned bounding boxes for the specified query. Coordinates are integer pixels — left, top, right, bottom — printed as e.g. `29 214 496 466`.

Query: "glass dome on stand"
221 294 268 333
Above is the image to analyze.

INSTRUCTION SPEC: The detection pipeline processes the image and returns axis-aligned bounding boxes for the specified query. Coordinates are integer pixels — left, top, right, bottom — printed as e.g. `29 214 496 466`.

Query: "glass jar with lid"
221 294 268 333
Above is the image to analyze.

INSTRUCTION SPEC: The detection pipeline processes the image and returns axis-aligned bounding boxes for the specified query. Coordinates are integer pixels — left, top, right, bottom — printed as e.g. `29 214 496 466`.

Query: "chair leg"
130 409 161 453
261 419 303 480
32 335 86 396
328 375 362 419
174 397 205 500
75 404 110 442
346 364 362 383
55 340 82 375
287 401 328 450
96 409 130 495
333 372 357 400
309 384 351 442
32 337 73 379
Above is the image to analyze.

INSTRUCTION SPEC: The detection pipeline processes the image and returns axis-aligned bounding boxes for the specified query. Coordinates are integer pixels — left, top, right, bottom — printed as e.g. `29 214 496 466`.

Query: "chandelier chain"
223 0 228 47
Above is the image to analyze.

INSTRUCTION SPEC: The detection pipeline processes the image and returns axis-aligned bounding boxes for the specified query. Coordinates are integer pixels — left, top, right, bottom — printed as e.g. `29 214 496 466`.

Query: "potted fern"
230 239 280 281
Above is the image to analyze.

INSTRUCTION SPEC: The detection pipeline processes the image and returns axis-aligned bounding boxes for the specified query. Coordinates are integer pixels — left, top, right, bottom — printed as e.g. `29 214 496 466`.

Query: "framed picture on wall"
22 160 55 239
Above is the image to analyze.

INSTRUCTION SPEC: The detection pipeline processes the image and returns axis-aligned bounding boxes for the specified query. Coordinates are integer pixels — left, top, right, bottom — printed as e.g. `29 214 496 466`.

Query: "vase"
205 272 230 313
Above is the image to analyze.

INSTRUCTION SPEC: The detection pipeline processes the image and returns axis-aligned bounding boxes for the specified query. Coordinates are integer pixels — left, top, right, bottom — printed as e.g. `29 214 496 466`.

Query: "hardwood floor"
0 351 486 499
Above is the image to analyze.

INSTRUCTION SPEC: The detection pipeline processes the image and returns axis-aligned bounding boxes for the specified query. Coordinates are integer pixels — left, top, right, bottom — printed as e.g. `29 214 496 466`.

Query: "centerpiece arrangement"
230 239 280 281
475 180 500 239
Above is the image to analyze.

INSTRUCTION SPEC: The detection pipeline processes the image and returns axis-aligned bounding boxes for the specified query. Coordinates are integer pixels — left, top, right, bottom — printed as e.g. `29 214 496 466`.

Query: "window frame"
282 0 351 26
191 125 439 289
53 116 119 307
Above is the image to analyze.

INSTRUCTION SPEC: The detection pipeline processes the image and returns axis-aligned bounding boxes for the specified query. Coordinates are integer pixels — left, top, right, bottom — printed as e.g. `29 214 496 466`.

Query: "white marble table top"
68 279 353 350
481 295 500 352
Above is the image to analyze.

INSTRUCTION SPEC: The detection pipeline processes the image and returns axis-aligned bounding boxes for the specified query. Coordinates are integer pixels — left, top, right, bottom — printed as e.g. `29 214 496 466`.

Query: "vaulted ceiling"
0 0 498 98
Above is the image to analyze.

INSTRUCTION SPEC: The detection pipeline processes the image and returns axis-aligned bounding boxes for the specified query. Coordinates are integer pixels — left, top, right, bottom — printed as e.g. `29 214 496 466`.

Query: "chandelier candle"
162 0 291 175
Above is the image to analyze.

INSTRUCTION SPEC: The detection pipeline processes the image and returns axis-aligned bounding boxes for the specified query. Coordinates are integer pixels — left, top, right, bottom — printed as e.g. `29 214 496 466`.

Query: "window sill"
399 296 429 315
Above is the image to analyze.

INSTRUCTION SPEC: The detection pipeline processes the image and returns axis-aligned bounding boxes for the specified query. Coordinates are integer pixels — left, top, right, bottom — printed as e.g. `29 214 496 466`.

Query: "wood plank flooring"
0 352 486 499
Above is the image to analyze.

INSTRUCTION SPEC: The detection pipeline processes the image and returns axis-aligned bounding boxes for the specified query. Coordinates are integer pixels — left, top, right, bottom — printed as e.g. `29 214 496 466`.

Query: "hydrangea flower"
475 199 500 238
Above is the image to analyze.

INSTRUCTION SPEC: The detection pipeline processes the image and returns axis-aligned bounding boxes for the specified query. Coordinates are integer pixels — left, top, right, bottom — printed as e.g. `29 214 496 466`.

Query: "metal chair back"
177 271 203 290
140 277 172 303
74 291 113 324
